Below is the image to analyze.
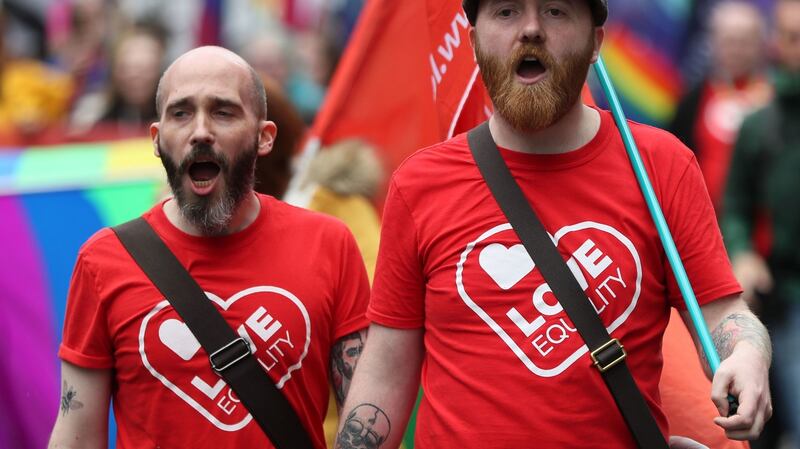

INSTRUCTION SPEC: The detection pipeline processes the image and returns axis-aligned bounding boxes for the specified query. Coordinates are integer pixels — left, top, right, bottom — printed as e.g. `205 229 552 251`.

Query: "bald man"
48 46 369 449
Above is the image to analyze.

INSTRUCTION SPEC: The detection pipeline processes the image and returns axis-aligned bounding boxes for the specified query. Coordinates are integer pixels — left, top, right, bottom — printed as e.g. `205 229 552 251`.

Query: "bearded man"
48 46 370 449
334 1 771 448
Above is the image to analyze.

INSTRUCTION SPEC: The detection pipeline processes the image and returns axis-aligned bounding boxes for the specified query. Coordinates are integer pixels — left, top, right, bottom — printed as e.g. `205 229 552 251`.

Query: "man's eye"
497 8 516 18
172 110 188 118
545 8 564 17
215 110 232 117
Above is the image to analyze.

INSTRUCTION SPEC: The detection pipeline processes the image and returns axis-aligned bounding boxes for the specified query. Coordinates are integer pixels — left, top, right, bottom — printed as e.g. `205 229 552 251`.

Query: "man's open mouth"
516 56 546 81
188 160 221 188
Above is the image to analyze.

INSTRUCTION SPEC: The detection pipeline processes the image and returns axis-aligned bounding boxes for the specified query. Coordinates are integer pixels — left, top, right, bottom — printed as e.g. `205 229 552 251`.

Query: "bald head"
155 46 267 121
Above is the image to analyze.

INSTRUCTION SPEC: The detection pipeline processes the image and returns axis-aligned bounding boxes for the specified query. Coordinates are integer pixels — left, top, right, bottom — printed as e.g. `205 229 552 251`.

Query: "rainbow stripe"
600 27 683 125
0 139 164 448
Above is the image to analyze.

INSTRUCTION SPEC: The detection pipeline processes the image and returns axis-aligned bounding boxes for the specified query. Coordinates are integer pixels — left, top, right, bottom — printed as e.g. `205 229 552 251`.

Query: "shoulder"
623 116 696 167
262 194 353 238
79 226 125 259
70 226 131 282
392 133 472 182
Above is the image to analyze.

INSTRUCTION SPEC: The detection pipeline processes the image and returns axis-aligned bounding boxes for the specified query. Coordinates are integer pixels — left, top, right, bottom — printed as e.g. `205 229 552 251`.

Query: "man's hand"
685 296 772 441
731 251 772 306
710 334 772 440
669 436 709 449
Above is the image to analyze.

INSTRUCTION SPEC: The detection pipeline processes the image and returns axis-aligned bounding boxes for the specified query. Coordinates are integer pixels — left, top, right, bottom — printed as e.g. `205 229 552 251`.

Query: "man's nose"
519 11 545 43
189 112 215 146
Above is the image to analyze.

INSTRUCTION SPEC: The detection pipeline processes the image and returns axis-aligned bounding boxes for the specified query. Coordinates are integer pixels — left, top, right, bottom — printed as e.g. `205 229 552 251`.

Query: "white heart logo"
479 243 535 290
458 222 642 378
140 286 312 432
158 319 201 361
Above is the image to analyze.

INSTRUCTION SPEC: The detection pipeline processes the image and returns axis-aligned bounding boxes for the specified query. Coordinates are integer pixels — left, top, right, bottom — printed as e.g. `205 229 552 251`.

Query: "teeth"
524 57 538 62
192 180 213 187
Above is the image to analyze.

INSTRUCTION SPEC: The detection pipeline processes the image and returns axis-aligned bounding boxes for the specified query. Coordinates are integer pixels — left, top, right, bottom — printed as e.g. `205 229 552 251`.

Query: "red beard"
475 35 594 132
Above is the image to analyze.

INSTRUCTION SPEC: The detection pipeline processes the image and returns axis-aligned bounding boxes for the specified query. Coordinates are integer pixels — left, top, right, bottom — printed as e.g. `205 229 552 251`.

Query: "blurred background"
1 0 797 448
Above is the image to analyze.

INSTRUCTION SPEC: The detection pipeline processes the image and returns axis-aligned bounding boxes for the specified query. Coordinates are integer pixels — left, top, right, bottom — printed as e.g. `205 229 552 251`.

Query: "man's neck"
163 191 262 236
488 102 601 154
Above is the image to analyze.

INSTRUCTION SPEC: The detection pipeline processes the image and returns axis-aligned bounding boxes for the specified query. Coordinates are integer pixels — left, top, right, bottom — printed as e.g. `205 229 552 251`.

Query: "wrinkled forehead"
161 55 252 108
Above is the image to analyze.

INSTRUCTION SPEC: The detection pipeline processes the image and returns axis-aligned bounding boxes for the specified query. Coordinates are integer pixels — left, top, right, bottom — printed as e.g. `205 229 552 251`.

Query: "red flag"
307 0 491 176
305 0 597 182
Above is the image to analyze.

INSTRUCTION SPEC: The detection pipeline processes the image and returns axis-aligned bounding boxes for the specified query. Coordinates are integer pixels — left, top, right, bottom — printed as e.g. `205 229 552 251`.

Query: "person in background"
47 0 117 105
243 32 293 91
69 24 167 136
670 1 771 213
287 31 336 123
724 1 800 447
298 139 384 282
0 7 73 144
252 75 307 200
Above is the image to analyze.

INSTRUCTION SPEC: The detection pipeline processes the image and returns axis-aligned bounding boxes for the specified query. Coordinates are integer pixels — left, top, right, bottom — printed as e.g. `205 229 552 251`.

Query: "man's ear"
257 120 278 156
590 27 605 64
150 122 161 157
469 27 476 50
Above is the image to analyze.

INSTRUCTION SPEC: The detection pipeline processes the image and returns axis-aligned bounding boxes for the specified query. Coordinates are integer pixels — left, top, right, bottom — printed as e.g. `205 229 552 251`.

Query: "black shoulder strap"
113 217 315 449
467 122 669 449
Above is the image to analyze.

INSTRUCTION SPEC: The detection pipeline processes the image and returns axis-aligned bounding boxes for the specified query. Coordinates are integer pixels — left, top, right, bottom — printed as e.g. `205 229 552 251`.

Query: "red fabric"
368 109 741 448
693 78 771 211
309 1 491 187
308 0 598 206
59 194 370 449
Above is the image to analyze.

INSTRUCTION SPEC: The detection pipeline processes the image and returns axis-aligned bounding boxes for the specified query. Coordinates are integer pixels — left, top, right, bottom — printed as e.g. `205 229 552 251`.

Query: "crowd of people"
0 0 354 145
671 2 800 447
2 0 796 448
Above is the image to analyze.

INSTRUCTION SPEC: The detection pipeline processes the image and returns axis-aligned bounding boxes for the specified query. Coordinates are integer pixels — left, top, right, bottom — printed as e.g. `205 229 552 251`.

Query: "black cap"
462 0 608 26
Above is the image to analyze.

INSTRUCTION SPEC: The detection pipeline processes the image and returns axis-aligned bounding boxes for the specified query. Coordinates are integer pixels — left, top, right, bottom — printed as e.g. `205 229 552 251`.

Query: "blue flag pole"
591 57 724 373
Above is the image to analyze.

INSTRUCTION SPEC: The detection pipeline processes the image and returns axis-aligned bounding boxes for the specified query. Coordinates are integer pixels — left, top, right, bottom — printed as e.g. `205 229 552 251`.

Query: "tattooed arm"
330 328 369 414
334 324 423 449
48 362 112 449
681 295 772 441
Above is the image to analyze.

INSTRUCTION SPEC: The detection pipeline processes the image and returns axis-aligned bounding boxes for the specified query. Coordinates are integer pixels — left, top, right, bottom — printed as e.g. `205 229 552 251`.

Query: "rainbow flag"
0 139 164 448
593 0 691 126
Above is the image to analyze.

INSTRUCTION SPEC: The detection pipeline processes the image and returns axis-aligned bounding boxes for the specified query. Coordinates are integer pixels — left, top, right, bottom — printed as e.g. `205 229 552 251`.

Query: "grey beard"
179 190 237 236
159 138 258 236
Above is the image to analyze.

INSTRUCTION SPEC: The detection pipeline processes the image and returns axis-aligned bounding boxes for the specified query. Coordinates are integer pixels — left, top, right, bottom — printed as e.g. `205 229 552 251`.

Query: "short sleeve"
58 251 114 368
331 227 371 340
368 179 426 328
663 155 742 308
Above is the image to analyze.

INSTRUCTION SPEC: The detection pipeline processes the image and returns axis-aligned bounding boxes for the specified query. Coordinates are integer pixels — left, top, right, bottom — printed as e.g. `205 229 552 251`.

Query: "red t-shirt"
368 109 741 448
59 194 370 448
694 78 771 210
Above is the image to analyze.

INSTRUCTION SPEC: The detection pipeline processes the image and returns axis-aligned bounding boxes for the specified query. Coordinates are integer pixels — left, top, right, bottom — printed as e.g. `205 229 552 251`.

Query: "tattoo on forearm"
60 381 84 416
709 312 772 363
335 404 391 449
330 329 367 406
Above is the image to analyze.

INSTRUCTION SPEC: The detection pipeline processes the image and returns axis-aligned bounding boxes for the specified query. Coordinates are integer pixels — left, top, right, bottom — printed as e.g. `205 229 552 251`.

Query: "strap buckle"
590 338 626 373
209 337 251 372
